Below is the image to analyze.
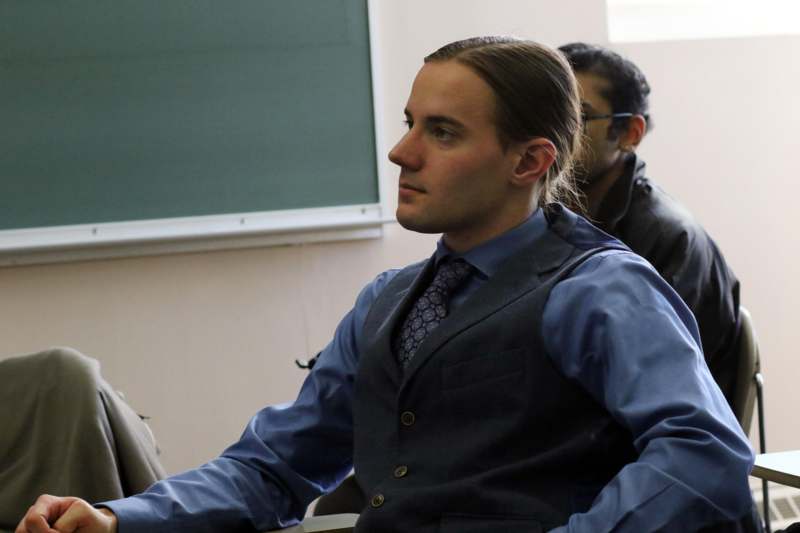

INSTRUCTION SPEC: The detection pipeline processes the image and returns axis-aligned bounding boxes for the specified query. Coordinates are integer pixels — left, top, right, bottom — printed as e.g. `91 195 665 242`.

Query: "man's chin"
395 211 441 235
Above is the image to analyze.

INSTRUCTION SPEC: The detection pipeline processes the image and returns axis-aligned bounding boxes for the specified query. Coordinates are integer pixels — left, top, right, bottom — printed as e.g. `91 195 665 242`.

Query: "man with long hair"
17 37 755 533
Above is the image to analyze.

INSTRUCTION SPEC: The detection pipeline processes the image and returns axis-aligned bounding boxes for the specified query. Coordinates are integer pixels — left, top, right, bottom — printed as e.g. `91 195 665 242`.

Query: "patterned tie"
395 258 473 368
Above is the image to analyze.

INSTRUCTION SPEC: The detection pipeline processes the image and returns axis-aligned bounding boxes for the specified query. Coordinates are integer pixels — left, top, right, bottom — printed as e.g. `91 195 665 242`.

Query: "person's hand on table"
16 495 117 533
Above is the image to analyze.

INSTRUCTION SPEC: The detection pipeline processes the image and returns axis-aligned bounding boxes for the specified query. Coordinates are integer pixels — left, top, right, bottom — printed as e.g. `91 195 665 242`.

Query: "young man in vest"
559 42 741 406
17 37 756 533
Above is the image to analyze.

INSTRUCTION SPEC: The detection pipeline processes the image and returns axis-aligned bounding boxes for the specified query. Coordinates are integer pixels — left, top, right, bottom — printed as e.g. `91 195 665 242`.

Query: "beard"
572 161 606 189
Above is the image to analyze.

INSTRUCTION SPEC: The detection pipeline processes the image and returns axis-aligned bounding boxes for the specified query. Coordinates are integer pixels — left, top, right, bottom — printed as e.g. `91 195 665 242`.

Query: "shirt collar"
594 153 646 233
433 208 548 279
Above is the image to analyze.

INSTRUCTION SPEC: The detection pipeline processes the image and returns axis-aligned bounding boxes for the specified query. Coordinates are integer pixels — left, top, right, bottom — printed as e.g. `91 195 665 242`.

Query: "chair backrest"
730 306 760 436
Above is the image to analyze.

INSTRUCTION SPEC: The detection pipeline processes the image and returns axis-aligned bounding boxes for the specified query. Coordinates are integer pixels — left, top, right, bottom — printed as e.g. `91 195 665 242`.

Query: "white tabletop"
751 450 800 489
262 513 358 533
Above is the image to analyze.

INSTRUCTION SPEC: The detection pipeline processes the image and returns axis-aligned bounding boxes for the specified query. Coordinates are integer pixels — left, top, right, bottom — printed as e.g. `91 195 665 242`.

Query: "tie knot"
431 258 473 293
393 258 473 368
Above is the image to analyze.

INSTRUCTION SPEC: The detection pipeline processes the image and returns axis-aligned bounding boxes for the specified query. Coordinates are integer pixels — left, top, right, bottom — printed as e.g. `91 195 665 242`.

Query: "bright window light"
608 0 800 42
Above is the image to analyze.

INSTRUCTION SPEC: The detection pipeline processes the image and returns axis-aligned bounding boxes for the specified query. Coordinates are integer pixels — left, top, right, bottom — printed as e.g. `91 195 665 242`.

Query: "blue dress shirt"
104 208 754 532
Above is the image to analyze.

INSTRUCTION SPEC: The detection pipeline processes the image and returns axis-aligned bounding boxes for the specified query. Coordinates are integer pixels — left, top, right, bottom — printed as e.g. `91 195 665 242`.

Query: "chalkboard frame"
0 0 391 266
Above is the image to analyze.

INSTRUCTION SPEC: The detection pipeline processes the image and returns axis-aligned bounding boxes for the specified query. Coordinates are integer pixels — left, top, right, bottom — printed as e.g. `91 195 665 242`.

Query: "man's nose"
388 131 423 171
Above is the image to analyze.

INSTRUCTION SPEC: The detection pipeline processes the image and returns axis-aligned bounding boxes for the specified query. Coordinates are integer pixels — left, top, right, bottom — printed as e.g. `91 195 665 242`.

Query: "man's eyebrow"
426 115 466 130
404 109 467 130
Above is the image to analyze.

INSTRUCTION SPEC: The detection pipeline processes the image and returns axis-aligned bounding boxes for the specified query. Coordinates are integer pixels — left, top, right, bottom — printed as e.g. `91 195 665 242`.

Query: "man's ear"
512 138 557 187
619 115 647 152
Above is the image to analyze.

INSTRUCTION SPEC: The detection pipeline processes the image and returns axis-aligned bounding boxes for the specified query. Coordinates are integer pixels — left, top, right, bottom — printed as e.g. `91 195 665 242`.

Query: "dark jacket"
593 154 741 405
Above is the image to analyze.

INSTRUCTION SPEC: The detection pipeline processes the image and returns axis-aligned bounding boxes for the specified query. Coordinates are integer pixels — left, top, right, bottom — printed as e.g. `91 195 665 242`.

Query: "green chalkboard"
0 0 378 231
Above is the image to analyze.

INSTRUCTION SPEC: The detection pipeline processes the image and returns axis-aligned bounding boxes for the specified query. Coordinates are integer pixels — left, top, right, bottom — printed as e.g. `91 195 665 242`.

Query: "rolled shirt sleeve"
102 270 398 533
542 251 754 532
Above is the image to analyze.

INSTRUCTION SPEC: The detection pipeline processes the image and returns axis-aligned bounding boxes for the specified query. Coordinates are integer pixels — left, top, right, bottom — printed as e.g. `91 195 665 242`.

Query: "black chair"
730 307 770 533
731 307 762 436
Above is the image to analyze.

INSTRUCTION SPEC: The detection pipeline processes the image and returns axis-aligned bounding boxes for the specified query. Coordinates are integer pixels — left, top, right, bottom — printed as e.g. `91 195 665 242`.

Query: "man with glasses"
559 43 742 408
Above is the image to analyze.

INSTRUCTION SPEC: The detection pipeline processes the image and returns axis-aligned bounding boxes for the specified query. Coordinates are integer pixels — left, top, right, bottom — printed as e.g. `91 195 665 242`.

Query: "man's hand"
15 495 118 533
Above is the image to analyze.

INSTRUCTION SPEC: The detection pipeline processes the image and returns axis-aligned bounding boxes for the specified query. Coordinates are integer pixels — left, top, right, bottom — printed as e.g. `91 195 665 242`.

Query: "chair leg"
756 373 770 533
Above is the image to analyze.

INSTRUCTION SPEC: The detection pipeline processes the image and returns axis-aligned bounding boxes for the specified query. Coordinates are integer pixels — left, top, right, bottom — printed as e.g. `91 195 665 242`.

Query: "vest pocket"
439 513 544 532
441 347 524 390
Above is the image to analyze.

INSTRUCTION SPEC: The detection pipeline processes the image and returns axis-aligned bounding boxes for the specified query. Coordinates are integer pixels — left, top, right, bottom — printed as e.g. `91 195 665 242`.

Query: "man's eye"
402 119 413 129
432 127 455 141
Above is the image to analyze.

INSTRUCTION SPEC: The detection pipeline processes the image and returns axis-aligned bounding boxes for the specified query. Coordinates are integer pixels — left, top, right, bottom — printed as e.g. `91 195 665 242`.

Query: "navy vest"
352 206 635 532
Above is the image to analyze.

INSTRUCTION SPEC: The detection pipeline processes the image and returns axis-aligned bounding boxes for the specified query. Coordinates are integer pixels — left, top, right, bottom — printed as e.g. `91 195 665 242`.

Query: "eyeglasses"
582 112 634 125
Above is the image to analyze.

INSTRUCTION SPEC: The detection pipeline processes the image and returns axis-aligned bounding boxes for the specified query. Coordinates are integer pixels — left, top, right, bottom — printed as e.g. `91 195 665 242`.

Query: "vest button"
400 411 416 426
393 465 408 478
370 493 385 508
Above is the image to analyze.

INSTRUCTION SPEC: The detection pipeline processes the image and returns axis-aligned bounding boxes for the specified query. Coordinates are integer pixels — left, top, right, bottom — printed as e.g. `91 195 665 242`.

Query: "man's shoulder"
551 203 631 253
358 258 429 307
618 176 711 252
632 177 698 227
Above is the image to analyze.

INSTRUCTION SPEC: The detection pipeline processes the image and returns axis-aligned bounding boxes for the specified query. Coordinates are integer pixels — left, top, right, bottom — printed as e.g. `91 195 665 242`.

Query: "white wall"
1 0 797 479
616 35 800 452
